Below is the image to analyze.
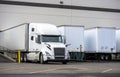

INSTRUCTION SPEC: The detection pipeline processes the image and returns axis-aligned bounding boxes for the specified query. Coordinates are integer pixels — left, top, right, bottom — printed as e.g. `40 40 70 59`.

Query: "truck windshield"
42 35 62 43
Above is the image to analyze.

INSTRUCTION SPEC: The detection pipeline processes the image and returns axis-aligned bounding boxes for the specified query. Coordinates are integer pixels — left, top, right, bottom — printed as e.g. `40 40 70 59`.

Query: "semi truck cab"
27 23 70 64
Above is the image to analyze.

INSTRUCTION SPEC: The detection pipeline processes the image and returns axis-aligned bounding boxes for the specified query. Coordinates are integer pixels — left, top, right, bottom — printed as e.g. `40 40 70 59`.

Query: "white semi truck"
0 23 70 64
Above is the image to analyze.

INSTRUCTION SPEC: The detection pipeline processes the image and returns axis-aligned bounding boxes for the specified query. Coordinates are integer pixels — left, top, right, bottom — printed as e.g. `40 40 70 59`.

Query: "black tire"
105 55 109 61
39 53 45 64
62 61 67 64
108 54 112 60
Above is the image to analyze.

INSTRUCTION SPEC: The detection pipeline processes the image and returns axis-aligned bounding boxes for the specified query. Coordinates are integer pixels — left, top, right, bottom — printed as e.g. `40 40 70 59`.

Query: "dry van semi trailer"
0 23 70 64
84 27 116 60
58 25 84 60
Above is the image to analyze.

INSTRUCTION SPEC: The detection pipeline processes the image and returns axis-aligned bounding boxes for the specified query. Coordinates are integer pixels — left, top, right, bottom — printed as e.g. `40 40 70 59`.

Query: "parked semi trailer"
58 25 84 60
84 27 116 60
0 23 70 64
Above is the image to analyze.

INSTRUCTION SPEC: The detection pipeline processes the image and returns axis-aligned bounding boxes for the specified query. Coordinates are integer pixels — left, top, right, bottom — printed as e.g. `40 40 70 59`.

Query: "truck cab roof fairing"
29 23 61 35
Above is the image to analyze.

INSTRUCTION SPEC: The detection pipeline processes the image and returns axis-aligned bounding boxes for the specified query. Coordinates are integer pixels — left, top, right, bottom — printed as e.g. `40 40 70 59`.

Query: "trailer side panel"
98 28 116 53
0 24 27 51
84 29 97 52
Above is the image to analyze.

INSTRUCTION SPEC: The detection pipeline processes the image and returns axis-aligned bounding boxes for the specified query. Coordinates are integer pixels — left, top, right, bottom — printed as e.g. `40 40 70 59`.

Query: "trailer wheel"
105 55 109 60
100 55 104 60
39 53 45 64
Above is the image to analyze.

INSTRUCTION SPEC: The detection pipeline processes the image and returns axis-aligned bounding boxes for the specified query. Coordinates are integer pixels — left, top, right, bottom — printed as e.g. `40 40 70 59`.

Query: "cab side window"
31 28 35 32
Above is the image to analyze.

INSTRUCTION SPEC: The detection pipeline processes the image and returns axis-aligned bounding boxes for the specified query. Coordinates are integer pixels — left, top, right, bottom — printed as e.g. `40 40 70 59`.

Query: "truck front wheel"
39 53 45 64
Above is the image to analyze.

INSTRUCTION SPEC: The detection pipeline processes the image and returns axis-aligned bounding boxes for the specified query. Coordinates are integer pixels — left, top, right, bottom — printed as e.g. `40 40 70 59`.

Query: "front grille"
54 48 65 56
54 48 65 60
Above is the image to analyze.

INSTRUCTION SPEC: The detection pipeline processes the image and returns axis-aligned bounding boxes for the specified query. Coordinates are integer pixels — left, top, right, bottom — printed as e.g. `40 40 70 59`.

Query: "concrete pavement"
0 62 119 74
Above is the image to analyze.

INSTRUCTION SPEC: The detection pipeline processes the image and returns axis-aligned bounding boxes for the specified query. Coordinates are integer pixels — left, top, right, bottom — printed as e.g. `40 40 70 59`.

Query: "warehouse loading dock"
0 0 120 77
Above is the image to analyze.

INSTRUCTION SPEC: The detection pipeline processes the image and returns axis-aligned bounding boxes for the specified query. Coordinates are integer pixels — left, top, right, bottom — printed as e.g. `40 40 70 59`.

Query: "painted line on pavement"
102 68 112 73
29 67 89 74
29 67 61 74
0 67 25 71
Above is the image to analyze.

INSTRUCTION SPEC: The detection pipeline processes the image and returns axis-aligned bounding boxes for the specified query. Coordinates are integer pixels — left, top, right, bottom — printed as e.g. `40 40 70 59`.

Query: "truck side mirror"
66 44 71 47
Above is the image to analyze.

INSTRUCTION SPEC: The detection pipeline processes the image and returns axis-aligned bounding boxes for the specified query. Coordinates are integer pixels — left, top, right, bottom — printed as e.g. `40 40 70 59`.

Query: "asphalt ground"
0 62 120 77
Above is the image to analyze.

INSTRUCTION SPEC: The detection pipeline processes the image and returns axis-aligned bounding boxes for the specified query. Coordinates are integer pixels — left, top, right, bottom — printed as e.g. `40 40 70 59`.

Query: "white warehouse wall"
0 0 120 30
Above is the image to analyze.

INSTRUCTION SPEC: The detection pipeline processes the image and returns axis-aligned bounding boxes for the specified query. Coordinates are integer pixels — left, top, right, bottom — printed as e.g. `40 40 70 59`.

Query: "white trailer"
84 27 116 60
58 25 84 60
0 23 70 64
